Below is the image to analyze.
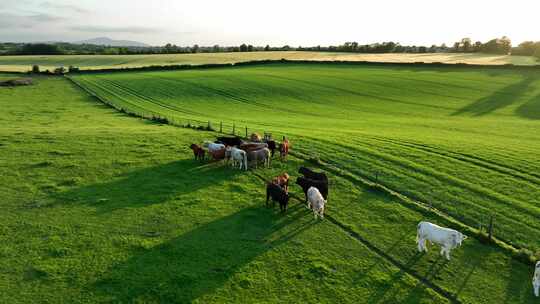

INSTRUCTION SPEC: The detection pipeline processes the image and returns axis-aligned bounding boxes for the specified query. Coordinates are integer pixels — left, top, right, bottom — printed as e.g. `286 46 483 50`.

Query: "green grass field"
0 51 537 72
0 75 452 303
71 63 540 251
1 68 539 303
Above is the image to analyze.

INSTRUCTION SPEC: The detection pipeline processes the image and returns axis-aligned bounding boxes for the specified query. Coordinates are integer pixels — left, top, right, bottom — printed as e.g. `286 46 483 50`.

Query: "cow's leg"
320 207 324 219
445 247 451 260
417 238 424 252
534 281 539 297
440 247 445 257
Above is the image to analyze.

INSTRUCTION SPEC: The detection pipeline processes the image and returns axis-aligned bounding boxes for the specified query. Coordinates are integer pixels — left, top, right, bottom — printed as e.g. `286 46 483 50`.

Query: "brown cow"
272 173 290 193
279 137 290 161
209 147 226 161
189 144 205 161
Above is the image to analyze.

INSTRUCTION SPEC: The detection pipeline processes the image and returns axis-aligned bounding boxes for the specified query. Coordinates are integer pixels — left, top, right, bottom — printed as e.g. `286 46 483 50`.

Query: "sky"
1 0 539 47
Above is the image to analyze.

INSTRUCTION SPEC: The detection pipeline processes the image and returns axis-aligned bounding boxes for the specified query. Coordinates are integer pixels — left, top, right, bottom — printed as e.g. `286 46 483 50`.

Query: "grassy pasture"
71 63 540 252
2 75 539 303
0 51 537 72
1 75 458 303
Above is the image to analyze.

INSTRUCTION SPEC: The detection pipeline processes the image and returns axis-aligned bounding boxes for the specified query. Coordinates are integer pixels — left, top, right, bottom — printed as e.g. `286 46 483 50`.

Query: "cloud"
39 1 89 14
69 25 159 34
0 12 64 29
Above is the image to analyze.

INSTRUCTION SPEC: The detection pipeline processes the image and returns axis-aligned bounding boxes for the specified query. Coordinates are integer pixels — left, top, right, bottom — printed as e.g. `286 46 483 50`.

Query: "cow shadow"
88 205 315 303
54 158 240 213
452 76 536 117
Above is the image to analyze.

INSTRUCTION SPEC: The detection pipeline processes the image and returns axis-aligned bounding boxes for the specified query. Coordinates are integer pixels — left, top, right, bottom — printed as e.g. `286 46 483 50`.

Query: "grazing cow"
534 261 540 297
266 182 289 213
272 173 290 193
189 144 205 161
307 187 326 219
247 148 271 169
226 146 248 170
295 176 328 203
279 138 290 161
216 136 242 147
209 147 226 161
203 141 225 153
298 166 328 182
240 142 268 153
416 221 467 260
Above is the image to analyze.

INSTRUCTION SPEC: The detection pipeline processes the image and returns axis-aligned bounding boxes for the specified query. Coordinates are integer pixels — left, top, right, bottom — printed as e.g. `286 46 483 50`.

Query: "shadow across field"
452 75 536 117
516 92 540 120
89 205 316 303
55 158 241 213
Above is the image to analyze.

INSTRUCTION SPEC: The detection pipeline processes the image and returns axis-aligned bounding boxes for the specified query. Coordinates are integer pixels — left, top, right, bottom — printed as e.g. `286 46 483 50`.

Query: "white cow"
533 261 540 297
225 146 247 170
307 187 326 219
416 221 467 260
203 141 225 153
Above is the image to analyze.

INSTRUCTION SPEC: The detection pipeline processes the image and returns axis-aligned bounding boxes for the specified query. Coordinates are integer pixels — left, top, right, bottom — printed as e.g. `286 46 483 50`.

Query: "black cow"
298 166 328 182
295 176 328 203
266 182 290 213
265 140 277 158
216 136 243 147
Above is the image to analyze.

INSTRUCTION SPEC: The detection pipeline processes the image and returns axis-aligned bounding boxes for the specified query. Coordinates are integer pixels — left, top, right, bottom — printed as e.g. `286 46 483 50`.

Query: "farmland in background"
72 63 540 252
0 51 537 72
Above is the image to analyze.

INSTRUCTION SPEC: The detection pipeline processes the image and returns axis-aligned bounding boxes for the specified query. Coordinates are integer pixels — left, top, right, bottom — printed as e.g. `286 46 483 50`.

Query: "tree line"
1 37 539 60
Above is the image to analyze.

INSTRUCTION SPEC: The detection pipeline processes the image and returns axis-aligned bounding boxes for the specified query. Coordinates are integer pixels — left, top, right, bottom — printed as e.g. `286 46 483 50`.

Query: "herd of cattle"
189 133 289 170
189 134 540 297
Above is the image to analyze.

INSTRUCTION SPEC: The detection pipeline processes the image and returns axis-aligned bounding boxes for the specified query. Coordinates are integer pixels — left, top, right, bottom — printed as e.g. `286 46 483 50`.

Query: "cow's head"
451 232 467 248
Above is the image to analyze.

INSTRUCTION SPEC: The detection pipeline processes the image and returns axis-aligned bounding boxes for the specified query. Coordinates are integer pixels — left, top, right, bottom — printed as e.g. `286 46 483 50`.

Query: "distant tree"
473 41 483 52
461 38 472 52
418 46 427 53
19 43 63 55
212 44 220 52
239 44 248 52
191 44 199 53
500 36 512 54
452 42 461 52
247 44 254 52
264 45 270 51
32 65 40 73
483 37 512 54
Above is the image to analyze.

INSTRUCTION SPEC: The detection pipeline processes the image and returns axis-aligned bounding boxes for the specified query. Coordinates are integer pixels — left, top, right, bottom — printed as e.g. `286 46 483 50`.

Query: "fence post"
488 215 494 240
233 123 235 135
220 122 223 133
208 121 211 130
245 127 248 138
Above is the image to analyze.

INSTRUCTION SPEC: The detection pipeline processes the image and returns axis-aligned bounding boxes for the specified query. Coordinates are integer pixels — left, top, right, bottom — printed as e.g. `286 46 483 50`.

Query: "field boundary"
33 58 540 76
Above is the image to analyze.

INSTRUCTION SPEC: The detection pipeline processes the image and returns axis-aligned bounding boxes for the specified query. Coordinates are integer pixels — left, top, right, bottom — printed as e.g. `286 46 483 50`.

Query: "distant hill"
75 37 150 47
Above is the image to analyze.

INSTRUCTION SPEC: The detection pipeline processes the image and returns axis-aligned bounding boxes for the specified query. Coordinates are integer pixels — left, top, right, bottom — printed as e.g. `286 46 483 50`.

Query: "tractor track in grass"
250 170 461 304
366 135 540 188
302 136 540 233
